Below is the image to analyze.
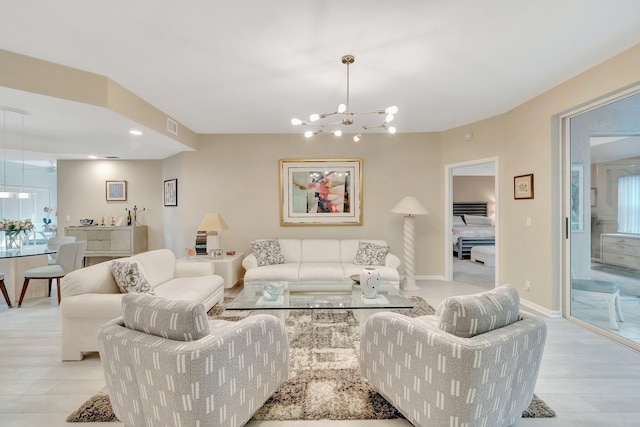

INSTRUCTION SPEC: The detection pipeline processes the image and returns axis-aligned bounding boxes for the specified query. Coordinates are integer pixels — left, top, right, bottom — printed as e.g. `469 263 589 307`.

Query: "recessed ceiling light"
129 130 143 136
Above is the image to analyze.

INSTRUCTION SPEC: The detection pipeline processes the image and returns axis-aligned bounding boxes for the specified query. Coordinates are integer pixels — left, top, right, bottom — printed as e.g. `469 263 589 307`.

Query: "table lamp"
391 196 429 290
197 213 229 251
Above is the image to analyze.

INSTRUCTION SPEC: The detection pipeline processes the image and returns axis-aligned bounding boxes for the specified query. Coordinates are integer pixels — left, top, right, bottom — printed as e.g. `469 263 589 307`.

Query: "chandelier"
291 55 398 142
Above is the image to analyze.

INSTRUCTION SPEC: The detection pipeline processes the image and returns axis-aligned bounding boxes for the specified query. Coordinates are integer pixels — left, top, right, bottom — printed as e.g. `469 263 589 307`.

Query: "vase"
360 267 380 299
5 231 26 251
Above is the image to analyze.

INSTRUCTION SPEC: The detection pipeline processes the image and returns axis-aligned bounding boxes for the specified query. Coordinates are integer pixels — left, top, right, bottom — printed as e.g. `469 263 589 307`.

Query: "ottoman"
470 245 495 267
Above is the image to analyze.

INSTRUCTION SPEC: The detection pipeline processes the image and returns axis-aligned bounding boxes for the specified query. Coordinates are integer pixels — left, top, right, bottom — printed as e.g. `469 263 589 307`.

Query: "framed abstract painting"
280 158 362 226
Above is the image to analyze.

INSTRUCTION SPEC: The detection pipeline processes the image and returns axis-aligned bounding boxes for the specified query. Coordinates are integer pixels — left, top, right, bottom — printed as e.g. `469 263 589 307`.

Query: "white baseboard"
520 298 562 318
415 274 446 281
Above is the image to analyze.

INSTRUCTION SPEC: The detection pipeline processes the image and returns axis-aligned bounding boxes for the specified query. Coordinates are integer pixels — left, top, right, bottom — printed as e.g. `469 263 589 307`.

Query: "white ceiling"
1 0 640 161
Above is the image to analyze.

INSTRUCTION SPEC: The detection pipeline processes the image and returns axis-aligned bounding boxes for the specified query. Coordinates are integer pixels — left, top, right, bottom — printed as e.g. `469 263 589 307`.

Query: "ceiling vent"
166 118 179 135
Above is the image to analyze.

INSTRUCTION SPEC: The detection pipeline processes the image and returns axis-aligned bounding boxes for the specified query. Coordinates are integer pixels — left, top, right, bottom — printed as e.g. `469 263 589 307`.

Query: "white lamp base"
206 234 220 252
402 277 420 291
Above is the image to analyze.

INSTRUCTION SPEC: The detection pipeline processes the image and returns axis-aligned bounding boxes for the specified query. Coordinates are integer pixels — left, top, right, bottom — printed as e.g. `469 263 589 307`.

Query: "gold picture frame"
280 158 363 226
514 174 534 200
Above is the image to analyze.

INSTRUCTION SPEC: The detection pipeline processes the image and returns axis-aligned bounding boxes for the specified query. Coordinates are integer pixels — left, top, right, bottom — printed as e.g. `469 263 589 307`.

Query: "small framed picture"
164 178 178 207
514 174 534 200
209 249 223 259
106 180 127 201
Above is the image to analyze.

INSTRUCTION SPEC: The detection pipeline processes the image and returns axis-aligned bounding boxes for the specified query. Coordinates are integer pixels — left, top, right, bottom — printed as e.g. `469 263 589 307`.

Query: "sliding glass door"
566 90 640 349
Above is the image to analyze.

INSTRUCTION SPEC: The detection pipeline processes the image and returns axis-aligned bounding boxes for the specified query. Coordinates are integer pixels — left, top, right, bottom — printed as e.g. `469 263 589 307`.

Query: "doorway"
445 158 498 288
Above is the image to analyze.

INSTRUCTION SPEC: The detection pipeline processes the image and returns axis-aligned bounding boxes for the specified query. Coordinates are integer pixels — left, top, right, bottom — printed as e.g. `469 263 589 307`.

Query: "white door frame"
444 156 499 287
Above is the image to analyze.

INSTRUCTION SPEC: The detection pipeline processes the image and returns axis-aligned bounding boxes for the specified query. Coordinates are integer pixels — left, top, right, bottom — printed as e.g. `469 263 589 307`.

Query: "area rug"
67 296 555 422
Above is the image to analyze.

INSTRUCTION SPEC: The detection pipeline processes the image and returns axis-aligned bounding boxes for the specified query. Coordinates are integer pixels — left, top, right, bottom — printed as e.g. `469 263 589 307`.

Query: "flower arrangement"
0 218 35 233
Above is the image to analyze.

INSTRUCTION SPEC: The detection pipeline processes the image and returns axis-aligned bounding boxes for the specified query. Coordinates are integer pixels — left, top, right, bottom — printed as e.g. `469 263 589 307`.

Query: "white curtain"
618 175 640 234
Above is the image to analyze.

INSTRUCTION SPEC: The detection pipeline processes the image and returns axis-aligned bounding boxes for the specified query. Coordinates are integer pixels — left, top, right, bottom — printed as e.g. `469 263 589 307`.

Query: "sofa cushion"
353 241 390 265
130 249 177 287
110 261 156 295
278 239 302 263
251 239 285 266
300 239 341 263
244 263 301 283
437 285 519 338
122 293 210 341
298 262 345 280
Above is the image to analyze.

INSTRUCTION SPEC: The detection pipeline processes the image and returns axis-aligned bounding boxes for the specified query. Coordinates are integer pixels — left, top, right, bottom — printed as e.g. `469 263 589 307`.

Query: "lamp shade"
391 196 429 215
197 213 229 232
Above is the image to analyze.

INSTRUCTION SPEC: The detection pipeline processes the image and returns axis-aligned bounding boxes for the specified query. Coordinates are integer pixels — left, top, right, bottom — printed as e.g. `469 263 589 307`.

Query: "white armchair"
98 293 289 427
359 285 547 427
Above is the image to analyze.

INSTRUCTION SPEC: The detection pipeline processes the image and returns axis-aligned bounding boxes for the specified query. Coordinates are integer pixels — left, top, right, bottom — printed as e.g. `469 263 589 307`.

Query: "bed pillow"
463 214 492 226
251 239 285 266
452 215 466 226
111 261 156 295
353 241 390 265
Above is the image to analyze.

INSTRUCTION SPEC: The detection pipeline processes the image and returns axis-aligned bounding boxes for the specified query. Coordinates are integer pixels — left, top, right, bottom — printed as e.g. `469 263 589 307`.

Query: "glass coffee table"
226 279 414 312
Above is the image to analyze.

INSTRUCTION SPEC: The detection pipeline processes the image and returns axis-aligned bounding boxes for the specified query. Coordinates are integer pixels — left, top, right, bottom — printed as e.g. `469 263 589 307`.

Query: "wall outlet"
525 280 531 291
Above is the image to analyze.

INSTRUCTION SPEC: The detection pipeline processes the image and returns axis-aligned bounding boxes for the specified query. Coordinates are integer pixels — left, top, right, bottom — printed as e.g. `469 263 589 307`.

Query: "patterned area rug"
67 296 555 422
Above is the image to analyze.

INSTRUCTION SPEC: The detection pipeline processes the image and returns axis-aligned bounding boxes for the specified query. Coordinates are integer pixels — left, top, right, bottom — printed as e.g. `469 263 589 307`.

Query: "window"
618 175 640 234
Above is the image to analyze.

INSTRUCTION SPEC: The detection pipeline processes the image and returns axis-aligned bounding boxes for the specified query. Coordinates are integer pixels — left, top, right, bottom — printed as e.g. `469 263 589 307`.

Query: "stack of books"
195 231 207 255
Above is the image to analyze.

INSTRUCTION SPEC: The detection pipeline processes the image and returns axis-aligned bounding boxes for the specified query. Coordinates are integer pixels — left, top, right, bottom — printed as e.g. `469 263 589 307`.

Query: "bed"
452 202 495 259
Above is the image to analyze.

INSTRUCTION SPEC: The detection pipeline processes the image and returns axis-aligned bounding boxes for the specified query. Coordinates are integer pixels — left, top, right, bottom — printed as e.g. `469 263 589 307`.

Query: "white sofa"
60 249 225 361
242 239 401 287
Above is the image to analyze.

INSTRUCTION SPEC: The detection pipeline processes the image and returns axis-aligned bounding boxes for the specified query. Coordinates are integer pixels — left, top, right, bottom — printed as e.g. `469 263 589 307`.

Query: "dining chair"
46 236 76 264
18 241 86 307
0 273 12 308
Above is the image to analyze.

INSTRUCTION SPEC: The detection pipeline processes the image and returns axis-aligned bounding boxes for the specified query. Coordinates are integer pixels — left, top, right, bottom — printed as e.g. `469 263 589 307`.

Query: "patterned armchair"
98 293 289 427
359 285 546 427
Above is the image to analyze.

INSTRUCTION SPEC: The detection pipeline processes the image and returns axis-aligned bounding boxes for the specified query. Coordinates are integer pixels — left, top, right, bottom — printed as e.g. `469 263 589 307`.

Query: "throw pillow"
353 241 390 265
122 293 210 341
251 239 285 266
437 285 519 338
111 261 156 295
463 214 492 226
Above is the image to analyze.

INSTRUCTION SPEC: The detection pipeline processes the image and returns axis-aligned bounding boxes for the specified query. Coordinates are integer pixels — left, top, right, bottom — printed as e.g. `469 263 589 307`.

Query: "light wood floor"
1 279 639 426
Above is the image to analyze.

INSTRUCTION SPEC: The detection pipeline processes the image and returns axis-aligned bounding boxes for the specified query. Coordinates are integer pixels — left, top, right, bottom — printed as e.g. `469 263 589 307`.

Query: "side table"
178 252 244 288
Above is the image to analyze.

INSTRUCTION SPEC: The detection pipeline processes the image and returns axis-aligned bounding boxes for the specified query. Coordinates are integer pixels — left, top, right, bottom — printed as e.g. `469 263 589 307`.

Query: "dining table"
0 244 53 306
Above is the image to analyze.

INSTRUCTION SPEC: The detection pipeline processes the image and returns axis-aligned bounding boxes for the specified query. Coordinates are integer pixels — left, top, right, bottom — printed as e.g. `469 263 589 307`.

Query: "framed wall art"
280 158 362 226
106 180 127 201
513 174 534 200
164 178 178 206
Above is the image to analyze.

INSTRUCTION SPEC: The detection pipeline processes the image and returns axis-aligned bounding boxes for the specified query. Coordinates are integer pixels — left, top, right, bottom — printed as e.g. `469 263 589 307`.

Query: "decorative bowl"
79 219 94 226
226 250 236 256
261 282 285 301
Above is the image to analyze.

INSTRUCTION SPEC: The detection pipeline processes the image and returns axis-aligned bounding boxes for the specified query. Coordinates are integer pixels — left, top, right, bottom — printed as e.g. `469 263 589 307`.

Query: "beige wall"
54 42 640 313
159 132 443 278
57 160 164 252
442 43 640 312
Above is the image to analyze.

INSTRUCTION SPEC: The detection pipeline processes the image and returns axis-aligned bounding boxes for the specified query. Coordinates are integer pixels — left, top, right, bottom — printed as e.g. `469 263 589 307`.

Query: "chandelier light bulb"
385 113 395 123
334 130 343 137
388 126 397 134
309 113 320 122
291 118 302 126
385 106 399 115
304 130 314 138
338 103 347 113
353 134 361 142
